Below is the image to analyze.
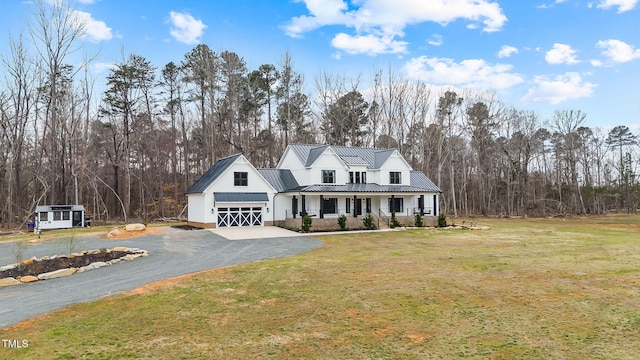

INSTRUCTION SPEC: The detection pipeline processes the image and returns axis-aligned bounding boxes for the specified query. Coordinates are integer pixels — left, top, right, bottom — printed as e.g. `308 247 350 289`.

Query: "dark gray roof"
186 154 241 194
257 169 300 192
340 155 369 166
374 149 395 168
299 183 435 194
287 144 399 169
214 192 269 202
410 171 442 192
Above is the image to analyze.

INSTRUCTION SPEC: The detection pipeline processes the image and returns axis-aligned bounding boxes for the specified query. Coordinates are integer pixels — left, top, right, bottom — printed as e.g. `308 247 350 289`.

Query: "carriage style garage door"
217 207 262 227
214 192 269 227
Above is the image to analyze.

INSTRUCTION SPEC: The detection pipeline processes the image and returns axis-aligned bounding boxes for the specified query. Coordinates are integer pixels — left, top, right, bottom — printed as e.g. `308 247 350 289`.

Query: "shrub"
301 215 312 233
390 211 401 228
362 213 377 230
437 213 447 227
414 213 424 227
338 214 347 231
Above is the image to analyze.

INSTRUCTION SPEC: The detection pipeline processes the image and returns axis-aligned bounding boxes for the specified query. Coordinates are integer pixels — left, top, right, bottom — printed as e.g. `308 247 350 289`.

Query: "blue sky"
2 0 639 130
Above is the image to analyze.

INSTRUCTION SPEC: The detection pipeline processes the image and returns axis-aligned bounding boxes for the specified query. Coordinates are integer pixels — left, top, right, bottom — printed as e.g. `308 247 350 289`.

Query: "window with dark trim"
62 211 70 221
361 172 366 183
323 198 338 214
388 198 404 213
234 172 248 186
39 212 48 221
389 172 401 184
349 172 354 183
345 198 351 213
322 170 336 184
53 211 62 221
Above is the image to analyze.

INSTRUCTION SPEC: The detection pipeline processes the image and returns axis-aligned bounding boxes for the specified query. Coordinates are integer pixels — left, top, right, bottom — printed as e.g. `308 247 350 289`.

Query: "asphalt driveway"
0 227 322 329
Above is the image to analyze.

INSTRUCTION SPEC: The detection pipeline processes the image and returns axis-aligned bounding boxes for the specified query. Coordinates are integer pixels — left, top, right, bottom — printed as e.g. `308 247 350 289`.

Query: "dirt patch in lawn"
101 226 166 240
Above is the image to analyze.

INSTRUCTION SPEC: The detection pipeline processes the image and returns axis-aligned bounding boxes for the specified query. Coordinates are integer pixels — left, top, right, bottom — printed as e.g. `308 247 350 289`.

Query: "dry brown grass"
2 215 640 359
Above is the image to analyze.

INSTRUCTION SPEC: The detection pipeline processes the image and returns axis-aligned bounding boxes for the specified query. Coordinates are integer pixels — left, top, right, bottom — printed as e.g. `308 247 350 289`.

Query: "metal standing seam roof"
287 144 400 169
410 171 442 192
35 205 85 211
257 169 300 192
213 192 269 202
186 154 241 194
299 183 437 193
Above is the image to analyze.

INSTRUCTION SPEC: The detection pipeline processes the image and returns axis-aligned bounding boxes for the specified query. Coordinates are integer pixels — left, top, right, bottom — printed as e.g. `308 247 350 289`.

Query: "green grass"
2 215 640 359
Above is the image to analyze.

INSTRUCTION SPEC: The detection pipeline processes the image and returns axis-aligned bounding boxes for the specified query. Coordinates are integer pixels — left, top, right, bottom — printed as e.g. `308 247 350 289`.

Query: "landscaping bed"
0 247 148 285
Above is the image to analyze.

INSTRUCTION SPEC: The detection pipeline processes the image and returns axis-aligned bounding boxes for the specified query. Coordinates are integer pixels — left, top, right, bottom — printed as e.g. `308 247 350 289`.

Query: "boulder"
37 267 78 280
78 261 109 272
19 276 38 283
0 277 20 287
112 246 131 252
125 223 146 232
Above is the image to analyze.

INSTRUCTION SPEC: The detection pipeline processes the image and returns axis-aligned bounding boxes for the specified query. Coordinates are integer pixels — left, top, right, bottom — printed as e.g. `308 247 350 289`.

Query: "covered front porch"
279 191 439 229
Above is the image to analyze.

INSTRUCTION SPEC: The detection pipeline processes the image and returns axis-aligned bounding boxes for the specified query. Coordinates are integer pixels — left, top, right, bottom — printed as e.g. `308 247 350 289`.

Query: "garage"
214 192 269 228
217 207 262 227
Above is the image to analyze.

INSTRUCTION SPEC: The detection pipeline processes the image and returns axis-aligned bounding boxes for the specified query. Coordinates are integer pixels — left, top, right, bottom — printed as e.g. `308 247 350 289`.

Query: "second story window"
361 172 367 183
322 170 336 184
234 172 248 186
389 171 401 184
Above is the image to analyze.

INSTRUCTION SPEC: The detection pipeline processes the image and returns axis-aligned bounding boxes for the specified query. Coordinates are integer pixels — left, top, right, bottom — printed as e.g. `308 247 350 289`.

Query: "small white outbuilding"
34 205 86 233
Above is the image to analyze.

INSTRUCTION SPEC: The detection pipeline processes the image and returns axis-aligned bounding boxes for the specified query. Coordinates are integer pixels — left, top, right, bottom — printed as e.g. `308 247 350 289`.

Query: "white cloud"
403 56 523 90
597 39 640 63
427 34 443 46
169 11 207 45
71 10 112 42
498 45 518 58
284 0 507 55
92 61 116 74
596 0 638 13
521 72 596 104
331 32 408 55
545 43 580 64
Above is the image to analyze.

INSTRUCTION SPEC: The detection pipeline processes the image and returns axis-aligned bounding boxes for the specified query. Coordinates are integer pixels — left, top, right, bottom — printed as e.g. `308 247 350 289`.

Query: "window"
62 211 70 221
389 172 401 184
322 170 336 184
322 198 338 214
345 198 351 214
388 197 404 213
350 171 366 184
53 211 62 221
234 172 248 186
39 212 48 221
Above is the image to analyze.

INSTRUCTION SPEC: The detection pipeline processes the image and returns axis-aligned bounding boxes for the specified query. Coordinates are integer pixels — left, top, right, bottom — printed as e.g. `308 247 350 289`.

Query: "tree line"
1 1 638 228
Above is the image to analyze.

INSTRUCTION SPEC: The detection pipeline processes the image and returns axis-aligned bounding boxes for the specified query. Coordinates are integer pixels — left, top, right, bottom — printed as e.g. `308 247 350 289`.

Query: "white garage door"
217 207 262 227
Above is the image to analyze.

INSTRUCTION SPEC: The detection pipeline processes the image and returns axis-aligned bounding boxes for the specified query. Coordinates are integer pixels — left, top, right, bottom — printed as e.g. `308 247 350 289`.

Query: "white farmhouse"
186 144 442 229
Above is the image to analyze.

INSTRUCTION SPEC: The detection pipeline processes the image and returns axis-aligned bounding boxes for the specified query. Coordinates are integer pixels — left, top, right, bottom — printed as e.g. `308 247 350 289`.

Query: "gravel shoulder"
0 227 322 329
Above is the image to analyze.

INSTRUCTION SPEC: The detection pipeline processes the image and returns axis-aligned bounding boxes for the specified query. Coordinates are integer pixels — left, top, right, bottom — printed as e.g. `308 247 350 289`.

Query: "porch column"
391 194 395 214
353 195 357 218
301 195 306 217
433 194 437 216
292 196 297 219
319 195 324 219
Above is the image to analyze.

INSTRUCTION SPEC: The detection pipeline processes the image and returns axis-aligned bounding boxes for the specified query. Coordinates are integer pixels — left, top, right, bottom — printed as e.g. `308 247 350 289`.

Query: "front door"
354 198 363 216
72 211 83 227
